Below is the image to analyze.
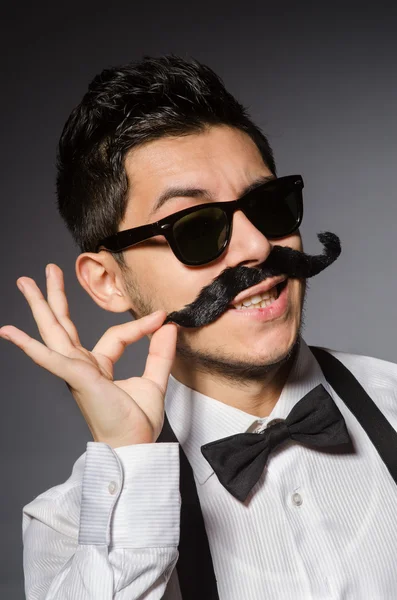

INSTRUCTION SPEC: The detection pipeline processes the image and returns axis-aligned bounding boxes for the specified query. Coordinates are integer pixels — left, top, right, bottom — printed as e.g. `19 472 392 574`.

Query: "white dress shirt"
23 338 397 599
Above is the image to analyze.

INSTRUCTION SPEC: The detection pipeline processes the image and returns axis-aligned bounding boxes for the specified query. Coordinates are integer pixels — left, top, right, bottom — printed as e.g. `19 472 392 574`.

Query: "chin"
260 328 299 363
238 313 301 365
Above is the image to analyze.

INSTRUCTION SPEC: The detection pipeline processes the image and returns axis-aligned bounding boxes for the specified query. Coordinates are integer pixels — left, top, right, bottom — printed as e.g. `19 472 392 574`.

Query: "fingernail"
0 333 10 341
46 265 51 277
17 280 24 292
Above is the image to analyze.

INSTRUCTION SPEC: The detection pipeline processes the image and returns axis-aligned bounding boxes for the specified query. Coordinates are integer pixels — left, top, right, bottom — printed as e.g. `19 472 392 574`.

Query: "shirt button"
252 419 266 433
292 492 303 506
108 481 118 495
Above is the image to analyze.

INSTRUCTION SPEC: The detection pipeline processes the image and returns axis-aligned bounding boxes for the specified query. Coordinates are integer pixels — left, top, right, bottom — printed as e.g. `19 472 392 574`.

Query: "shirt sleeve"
22 441 181 600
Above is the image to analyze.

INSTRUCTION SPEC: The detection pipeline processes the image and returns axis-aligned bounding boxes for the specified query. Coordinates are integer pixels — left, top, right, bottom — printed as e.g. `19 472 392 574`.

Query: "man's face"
120 125 305 383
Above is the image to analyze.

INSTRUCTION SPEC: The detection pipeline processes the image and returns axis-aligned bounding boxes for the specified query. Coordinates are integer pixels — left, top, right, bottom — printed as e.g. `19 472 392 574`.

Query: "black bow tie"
201 384 352 502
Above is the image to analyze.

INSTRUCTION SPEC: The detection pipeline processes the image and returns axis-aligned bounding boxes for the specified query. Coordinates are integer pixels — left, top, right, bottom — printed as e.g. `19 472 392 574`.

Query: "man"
2 55 397 599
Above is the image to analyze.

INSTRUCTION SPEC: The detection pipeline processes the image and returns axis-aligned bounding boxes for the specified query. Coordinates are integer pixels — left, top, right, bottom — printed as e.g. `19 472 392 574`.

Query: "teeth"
235 287 278 310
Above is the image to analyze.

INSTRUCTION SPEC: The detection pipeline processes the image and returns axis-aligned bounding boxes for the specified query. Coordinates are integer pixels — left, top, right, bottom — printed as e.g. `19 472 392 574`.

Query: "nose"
222 209 273 269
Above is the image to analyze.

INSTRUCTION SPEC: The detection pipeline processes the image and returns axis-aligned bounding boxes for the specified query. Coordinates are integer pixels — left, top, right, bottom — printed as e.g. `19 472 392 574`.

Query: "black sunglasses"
95 174 304 267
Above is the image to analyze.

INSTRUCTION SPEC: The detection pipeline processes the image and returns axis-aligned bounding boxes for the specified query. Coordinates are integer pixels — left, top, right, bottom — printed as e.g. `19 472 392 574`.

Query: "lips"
228 275 287 308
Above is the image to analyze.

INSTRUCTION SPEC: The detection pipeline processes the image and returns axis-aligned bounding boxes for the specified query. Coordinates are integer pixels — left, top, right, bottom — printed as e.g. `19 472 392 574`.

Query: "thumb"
142 322 178 394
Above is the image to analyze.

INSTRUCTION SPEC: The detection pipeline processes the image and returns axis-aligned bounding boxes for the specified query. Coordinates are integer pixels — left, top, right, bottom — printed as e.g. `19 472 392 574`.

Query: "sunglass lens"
245 186 301 238
172 207 228 264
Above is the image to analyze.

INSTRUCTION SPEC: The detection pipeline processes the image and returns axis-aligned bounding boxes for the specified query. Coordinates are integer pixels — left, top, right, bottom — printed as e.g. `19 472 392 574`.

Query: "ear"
75 252 132 313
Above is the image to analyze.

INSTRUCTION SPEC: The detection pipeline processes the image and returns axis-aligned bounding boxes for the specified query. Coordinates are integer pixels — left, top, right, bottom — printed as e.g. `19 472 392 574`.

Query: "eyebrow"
146 174 276 222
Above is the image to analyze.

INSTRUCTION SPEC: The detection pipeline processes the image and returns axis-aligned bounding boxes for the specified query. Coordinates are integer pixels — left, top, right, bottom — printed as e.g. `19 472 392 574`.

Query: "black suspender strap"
157 414 219 599
310 346 397 485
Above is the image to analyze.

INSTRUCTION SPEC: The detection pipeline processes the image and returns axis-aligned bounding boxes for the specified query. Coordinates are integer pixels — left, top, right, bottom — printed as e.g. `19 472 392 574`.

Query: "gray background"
1 1 396 597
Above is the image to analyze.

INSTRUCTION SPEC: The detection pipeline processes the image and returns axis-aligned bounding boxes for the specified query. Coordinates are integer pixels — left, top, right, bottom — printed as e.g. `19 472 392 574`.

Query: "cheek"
152 263 209 307
291 278 305 314
277 233 302 252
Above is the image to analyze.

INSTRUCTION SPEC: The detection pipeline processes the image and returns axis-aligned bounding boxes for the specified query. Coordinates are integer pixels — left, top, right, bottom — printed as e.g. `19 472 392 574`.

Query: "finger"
141 323 178 394
92 311 167 364
0 326 79 385
16 277 75 355
45 264 82 346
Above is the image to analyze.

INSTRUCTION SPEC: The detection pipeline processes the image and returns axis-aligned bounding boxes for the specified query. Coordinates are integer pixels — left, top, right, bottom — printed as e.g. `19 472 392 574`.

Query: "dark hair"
56 54 277 269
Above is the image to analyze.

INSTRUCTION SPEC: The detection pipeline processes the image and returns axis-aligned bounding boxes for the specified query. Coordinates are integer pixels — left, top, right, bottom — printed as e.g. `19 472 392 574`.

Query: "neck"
171 340 299 418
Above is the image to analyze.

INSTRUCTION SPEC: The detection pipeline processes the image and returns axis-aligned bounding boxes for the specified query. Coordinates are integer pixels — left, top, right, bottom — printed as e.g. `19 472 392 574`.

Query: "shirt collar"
165 337 332 485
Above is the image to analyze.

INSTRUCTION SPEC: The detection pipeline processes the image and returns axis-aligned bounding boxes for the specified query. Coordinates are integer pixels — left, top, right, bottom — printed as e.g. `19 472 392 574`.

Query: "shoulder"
313 345 397 411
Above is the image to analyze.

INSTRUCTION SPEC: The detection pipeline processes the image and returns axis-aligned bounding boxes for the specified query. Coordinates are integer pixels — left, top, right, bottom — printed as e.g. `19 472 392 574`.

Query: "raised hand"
0 264 178 447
